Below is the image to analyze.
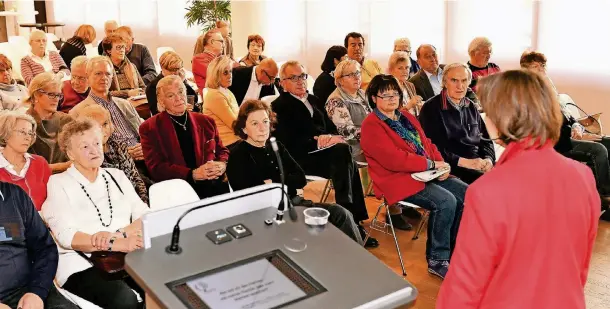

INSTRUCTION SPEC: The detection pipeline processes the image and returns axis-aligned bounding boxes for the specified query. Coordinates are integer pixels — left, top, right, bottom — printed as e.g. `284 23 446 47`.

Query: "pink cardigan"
20 51 70 85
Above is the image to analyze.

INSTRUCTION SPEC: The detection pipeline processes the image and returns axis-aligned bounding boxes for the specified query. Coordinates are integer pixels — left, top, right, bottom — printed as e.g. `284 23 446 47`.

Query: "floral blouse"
102 138 149 204
325 88 372 141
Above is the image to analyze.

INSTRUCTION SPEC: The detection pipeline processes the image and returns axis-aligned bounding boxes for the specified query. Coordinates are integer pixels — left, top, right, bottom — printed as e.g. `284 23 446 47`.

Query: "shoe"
402 206 422 219
386 213 413 231
291 196 314 207
358 225 379 248
428 259 449 279
601 209 610 222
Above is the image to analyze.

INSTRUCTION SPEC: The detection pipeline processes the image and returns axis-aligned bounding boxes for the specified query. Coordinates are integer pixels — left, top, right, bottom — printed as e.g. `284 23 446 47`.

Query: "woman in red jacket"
0 110 51 211
361 75 468 279
437 70 600 309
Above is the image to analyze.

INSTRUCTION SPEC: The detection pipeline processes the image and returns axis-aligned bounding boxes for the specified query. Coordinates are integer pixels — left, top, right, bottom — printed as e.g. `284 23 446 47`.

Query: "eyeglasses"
341 71 361 79
72 75 87 82
211 39 225 45
166 67 184 73
113 45 127 51
13 129 36 139
261 69 275 82
0 68 12 73
282 73 308 82
376 93 400 101
37 89 64 100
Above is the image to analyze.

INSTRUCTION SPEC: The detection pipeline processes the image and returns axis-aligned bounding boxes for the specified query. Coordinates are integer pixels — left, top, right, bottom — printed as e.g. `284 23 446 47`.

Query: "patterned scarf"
374 108 426 156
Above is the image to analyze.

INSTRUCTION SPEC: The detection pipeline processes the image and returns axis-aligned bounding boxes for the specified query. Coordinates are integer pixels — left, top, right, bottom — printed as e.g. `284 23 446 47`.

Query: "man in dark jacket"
229 59 278 106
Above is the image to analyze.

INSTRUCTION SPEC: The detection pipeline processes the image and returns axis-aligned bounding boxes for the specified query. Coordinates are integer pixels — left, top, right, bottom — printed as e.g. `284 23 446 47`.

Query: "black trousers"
563 138 610 197
299 143 369 222
62 268 144 309
192 178 231 199
2 285 78 309
451 165 484 184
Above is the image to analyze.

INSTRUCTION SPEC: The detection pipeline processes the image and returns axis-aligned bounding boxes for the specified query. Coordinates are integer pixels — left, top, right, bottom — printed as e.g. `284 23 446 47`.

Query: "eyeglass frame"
12 129 36 139
37 89 64 100
340 70 362 79
281 73 308 82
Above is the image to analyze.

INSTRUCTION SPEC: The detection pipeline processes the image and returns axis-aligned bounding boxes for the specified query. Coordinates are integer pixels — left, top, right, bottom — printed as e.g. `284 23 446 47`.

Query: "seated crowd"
0 18 604 309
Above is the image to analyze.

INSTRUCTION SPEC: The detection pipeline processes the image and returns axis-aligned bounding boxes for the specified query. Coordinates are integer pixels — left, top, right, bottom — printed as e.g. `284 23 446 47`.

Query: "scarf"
374 108 427 156
0 80 17 92
110 57 138 90
441 89 470 110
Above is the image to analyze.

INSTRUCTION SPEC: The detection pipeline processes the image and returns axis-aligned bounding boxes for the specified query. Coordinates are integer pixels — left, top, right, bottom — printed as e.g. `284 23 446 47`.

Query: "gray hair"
156 75 186 112
0 110 37 147
279 60 305 80
86 56 113 76
333 59 361 86
388 51 411 71
393 37 411 49
70 56 89 71
441 63 473 88
468 37 492 56
29 29 47 43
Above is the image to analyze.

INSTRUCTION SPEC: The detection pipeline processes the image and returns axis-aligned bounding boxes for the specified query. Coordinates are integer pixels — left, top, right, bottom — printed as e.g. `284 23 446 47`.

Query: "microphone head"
288 206 298 221
269 137 279 151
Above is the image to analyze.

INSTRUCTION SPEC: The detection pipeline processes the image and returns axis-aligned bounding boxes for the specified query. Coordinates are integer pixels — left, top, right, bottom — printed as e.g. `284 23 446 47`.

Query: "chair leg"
412 211 429 240
384 203 407 276
319 180 330 203
365 181 374 196
363 201 384 246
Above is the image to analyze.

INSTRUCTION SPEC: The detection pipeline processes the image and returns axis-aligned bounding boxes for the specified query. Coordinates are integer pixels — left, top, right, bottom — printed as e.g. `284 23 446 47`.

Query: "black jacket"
59 37 85 70
312 71 336 105
145 74 199 115
408 64 479 105
228 66 276 105
555 114 575 153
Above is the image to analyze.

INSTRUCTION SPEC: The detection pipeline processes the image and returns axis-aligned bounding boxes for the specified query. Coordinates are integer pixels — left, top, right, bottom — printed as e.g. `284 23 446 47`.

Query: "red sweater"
0 154 51 211
437 140 600 309
59 80 88 113
192 51 218 93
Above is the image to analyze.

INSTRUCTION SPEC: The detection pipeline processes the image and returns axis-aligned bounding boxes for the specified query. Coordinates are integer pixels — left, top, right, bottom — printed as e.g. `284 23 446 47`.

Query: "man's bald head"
259 58 278 77
416 44 439 74
104 20 119 37
254 58 278 86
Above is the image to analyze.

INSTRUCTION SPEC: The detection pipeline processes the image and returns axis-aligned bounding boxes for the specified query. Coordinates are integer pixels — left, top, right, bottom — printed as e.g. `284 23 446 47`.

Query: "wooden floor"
302 182 610 309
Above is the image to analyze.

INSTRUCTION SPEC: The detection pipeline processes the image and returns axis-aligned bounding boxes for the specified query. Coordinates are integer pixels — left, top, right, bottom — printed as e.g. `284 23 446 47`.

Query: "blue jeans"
403 177 467 261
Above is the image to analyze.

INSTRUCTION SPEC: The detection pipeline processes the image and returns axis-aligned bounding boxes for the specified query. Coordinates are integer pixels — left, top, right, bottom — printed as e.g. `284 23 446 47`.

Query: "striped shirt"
89 93 139 147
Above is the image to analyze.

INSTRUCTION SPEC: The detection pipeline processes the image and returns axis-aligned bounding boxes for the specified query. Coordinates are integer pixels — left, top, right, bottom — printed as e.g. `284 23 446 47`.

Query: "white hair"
394 37 411 48
441 63 472 88
104 20 118 29
86 56 113 76
279 60 305 80
29 29 47 43
70 56 89 71
468 37 492 56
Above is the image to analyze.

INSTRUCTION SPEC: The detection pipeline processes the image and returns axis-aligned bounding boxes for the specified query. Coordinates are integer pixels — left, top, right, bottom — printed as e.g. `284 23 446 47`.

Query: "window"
262 0 306 61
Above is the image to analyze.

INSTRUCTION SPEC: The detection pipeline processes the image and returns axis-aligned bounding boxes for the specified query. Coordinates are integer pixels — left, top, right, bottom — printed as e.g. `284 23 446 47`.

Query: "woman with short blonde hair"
0 54 28 110
60 24 97 68
203 55 240 146
388 51 423 116
21 29 70 85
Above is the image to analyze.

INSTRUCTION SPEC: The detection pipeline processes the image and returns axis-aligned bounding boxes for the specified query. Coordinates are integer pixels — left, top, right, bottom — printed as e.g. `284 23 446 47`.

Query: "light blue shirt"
424 67 443 96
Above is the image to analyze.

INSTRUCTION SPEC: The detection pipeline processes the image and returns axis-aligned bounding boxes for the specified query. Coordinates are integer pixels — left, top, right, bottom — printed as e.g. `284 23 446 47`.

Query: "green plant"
185 0 231 32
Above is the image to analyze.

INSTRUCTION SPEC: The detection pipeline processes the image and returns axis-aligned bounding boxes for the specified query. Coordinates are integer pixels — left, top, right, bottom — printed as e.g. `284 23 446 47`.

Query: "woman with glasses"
203 56 240 147
313 45 347 105
20 29 70 86
101 34 145 99
25 72 73 173
146 51 199 115
0 54 28 111
361 74 467 279
238 34 267 67
388 51 423 116
0 110 51 210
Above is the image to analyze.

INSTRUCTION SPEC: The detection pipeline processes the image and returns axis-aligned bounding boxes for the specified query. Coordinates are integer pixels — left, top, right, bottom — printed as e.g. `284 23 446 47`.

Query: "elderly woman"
0 54 28 110
467 37 500 91
239 34 267 67
146 51 199 115
42 119 147 309
325 59 371 162
418 63 495 184
203 55 240 147
59 24 96 69
388 51 423 116
227 99 363 244
361 74 467 279
393 37 420 77
437 70 600 309
140 75 230 198
313 45 348 104
101 34 145 99
0 110 51 210
20 29 70 85
72 104 148 204
25 72 73 173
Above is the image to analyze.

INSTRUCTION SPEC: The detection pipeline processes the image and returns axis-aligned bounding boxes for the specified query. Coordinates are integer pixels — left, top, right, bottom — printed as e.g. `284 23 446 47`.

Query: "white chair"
149 179 200 211
397 201 429 240
261 94 279 106
365 197 407 276
307 74 315 94
305 175 332 203
8 36 29 55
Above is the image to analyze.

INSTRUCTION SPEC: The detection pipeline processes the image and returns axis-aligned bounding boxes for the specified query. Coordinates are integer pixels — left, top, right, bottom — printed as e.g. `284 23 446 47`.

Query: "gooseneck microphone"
269 137 297 223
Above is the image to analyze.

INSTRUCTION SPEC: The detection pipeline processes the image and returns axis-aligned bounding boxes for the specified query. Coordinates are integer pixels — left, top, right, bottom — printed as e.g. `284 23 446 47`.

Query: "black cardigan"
312 71 336 105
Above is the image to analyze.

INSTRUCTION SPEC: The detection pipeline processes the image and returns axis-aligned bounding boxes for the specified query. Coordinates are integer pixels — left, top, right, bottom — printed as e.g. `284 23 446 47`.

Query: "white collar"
251 66 259 83
67 164 104 185
424 67 442 78
0 149 32 169
29 51 48 60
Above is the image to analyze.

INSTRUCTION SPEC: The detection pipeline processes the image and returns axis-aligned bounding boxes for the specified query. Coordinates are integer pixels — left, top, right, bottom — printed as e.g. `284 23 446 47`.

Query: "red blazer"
192 51 218 92
139 111 229 182
0 154 51 211
59 80 88 113
361 110 444 205
437 140 600 309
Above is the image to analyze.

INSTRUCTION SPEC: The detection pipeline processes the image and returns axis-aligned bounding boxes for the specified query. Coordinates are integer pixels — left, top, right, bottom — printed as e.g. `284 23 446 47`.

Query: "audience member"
0 182 78 309
271 62 376 247
59 56 90 113
408 44 443 101
116 26 158 85
146 51 199 115
25 72 73 173
0 111 51 211
216 20 234 60
140 75 230 198
229 58 278 105
437 70 600 309
0 54 28 110
101 34 145 99
361 74 467 279
43 119 148 309
344 32 382 89
71 104 148 204
97 20 119 55
388 51 423 116
59 24 96 68
393 37 420 77
467 37 500 91
325 59 371 162
203 56 240 147
20 30 70 85
313 45 347 104
192 29 224 92
419 63 495 184
227 99 363 244
239 34 267 67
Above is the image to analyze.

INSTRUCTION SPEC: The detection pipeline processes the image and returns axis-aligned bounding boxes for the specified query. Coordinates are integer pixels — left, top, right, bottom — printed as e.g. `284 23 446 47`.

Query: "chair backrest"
149 179 200 211
307 74 315 93
261 94 279 106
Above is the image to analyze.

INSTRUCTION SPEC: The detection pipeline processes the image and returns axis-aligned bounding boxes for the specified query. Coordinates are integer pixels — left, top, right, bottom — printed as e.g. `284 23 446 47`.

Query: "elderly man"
115 26 157 85
418 63 495 184
59 56 89 113
344 32 381 90
97 20 119 55
192 29 225 92
216 20 233 60
393 37 420 77
140 75 230 198
271 61 377 248
467 37 500 91
229 58 278 105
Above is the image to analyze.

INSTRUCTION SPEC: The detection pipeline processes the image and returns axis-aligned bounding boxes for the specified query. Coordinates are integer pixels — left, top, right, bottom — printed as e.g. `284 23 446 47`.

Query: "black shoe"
291 196 314 207
386 213 413 231
358 225 379 248
401 206 422 219
601 209 610 222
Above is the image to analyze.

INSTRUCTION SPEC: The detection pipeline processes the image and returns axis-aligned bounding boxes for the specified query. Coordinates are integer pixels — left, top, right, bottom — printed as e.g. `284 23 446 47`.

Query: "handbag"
77 251 128 280
565 102 603 135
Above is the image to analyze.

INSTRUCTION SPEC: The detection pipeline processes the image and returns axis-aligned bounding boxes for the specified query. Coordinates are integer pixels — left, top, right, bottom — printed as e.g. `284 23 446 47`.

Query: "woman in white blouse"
42 118 148 309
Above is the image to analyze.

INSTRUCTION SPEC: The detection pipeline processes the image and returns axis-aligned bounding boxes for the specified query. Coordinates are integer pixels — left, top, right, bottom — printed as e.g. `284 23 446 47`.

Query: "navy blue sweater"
0 182 58 301
418 92 495 168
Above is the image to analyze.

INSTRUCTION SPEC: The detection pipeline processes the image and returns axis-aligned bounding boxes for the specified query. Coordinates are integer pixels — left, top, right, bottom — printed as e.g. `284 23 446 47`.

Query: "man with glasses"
192 29 225 92
393 37 420 77
116 26 158 85
59 56 89 113
344 32 382 90
229 58 278 106
467 36 501 91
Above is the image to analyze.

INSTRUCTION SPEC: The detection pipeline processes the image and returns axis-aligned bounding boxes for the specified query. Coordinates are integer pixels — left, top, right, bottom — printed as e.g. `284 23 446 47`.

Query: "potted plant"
185 0 231 32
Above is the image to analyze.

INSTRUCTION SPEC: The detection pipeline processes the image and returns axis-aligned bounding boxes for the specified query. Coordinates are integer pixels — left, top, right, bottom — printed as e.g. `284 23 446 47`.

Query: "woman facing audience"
26 72 73 173
140 75 230 199
42 119 147 309
0 111 51 210
146 51 199 115
59 24 96 69
437 70 600 309
388 51 423 116
71 104 149 204
203 55 240 147
313 45 347 104
361 74 467 279
101 34 145 99
20 29 70 85
239 34 267 67
0 54 28 110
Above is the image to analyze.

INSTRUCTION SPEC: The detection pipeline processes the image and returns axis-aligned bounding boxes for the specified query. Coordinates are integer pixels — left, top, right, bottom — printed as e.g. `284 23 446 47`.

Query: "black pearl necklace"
79 174 113 227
